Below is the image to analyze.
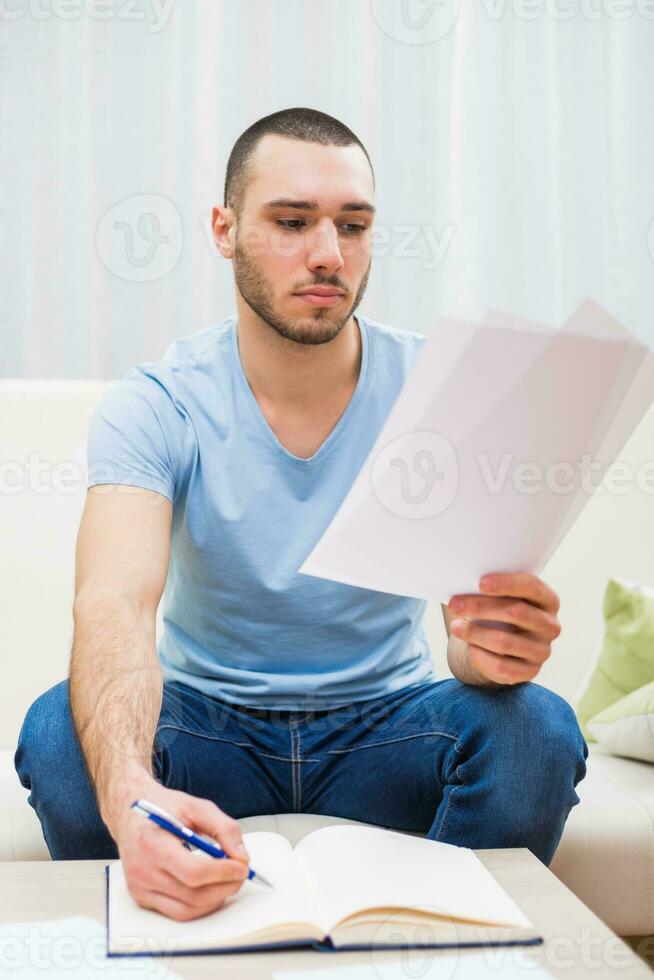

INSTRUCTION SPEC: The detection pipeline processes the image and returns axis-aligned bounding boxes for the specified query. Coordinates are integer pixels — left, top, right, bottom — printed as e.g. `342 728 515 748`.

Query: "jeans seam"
325 730 459 754
435 742 466 842
297 725 302 812
436 785 459 841
290 717 307 812
290 726 298 812
155 723 321 762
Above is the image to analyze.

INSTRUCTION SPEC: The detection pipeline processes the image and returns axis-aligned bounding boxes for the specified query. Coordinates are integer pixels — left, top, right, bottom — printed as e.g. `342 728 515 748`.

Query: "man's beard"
233 238 370 346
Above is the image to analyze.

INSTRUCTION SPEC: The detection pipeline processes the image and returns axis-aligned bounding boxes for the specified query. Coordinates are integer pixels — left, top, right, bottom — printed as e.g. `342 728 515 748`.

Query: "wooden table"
0 849 651 978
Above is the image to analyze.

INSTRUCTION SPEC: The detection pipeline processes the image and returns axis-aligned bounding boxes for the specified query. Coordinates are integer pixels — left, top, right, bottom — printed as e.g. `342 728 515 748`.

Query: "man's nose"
305 218 344 273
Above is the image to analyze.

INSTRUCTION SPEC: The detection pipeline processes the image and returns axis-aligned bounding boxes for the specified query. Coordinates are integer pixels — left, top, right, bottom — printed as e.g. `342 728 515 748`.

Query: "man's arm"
69 483 251 922
69 484 171 838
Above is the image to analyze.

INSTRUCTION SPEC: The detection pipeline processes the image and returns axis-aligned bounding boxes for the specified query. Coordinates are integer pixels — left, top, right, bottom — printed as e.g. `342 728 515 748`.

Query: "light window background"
2 0 653 378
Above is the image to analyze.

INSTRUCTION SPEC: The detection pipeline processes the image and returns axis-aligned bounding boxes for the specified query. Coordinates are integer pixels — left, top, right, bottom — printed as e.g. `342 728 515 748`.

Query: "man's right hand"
109 779 252 921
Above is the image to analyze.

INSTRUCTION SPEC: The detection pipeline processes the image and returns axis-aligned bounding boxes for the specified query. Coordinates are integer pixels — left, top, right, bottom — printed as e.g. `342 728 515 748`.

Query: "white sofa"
1 379 653 939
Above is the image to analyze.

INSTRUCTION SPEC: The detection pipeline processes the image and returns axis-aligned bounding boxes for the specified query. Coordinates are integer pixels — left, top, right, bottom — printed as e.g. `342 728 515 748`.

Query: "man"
15 107 587 924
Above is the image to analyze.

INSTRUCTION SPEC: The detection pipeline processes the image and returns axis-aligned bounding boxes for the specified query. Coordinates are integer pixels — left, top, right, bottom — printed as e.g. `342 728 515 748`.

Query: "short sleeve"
86 368 190 503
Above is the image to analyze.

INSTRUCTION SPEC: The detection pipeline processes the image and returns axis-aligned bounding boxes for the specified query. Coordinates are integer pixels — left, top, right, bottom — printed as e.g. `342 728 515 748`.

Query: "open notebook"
106 824 542 956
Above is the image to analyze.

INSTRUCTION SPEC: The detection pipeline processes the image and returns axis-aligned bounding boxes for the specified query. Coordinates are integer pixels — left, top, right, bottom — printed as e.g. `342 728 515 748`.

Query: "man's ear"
212 205 235 259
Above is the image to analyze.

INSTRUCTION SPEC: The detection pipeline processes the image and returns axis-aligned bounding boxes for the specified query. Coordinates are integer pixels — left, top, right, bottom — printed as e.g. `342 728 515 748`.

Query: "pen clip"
132 799 186 832
132 800 222 849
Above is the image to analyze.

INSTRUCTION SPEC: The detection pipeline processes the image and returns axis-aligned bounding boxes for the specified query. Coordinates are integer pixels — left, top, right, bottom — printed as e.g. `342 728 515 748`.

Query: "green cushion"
587 681 654 763
576 577 654 741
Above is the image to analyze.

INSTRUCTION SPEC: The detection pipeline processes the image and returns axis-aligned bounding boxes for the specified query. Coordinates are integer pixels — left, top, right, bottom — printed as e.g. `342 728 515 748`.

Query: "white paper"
0 915 179 978
299 300 654 602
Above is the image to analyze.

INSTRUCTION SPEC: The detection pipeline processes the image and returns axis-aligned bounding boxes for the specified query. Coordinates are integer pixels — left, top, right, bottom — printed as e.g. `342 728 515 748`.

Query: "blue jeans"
14 676 588 866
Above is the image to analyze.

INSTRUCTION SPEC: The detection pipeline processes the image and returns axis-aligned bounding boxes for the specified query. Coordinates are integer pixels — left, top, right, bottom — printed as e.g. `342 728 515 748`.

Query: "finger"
159 873 246 911
135 885 242 923
131 855 248 901
137 888 195 922
450 618 551 665
448 595 561 640
468 646 541 686
178 796 250 863
479 573 560 613
143 825 249 888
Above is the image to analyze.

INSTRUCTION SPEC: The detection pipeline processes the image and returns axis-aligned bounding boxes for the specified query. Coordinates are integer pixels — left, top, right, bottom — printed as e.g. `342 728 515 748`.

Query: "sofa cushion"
0 380 114 753
3 745 652 936
587 680 654 763
0 749 53 862
549 743 654 936
576 578 654 740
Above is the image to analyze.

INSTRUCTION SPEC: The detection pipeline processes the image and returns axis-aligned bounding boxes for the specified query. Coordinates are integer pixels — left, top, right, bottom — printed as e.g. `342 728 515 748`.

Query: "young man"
15 108 587 923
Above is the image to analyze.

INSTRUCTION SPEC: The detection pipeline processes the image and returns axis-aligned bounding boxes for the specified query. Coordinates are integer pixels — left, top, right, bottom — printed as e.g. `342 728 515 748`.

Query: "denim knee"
483 681 588 788
14 679 116 859
449 679 588 782
15 680 76 790
511 683 587 766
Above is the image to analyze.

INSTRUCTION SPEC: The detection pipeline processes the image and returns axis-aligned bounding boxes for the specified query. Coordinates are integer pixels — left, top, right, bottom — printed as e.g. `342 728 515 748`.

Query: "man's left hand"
447 573 561 685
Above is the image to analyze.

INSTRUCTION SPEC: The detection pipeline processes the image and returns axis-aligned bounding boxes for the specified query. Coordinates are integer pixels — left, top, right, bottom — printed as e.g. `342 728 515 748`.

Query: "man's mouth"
294 286 345 307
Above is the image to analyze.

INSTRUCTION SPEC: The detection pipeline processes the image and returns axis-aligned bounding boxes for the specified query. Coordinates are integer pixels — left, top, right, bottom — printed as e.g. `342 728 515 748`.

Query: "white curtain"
2 0 653 379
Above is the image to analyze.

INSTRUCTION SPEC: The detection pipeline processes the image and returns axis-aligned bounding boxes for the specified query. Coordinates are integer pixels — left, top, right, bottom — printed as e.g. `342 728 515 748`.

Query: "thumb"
183 796 250 863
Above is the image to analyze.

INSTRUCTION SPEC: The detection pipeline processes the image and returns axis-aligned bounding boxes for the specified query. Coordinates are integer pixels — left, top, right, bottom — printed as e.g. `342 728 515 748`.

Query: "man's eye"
275 220 366 234
276 219 305 230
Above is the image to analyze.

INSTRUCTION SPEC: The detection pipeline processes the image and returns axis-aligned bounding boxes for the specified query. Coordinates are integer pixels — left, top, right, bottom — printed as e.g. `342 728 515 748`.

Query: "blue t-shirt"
87 312 435 710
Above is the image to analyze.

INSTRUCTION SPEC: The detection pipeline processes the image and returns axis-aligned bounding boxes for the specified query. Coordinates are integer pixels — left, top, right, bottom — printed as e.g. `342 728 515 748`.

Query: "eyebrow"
262 197 376 215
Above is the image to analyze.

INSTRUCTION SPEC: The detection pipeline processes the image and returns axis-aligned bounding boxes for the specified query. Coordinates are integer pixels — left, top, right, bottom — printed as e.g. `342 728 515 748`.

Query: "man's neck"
234 304 362 413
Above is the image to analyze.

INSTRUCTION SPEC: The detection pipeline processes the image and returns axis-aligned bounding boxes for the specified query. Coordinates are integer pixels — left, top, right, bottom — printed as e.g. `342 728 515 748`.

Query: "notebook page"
108 831 325 954
294 826 533 934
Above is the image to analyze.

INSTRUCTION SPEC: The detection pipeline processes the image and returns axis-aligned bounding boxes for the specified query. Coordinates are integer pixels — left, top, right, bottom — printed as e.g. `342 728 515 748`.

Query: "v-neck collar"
231 313 370 465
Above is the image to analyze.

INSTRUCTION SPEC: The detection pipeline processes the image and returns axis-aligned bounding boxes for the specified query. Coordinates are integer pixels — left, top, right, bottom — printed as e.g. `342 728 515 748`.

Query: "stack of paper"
299 300 654 601
0 916 179 978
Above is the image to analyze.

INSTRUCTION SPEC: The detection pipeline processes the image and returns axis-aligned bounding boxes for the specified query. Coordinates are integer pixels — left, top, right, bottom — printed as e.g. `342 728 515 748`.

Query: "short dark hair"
223 107 374 217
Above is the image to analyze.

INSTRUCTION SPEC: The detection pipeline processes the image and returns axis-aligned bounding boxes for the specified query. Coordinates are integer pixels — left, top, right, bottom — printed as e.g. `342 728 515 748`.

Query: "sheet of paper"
0 915 180 978
299 300 654 602
482 301 654 574
273 949 554 979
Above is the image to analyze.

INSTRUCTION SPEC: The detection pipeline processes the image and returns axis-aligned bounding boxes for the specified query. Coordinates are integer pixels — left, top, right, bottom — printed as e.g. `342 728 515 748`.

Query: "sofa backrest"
2 379 653 750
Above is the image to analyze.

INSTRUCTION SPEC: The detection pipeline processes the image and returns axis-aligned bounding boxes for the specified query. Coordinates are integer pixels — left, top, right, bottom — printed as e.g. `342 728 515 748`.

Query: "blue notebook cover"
104 865 544 958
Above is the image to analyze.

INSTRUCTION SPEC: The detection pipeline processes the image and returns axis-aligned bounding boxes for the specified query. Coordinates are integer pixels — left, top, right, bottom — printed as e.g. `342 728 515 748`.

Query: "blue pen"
131 799 274 889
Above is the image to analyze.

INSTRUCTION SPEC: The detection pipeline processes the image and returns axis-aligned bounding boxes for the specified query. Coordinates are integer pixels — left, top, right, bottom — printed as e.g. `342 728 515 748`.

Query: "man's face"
231 134 374 346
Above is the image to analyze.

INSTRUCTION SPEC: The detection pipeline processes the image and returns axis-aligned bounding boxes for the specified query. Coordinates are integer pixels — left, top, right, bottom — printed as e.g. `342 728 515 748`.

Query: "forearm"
446 632 509 689
69 591 163 836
